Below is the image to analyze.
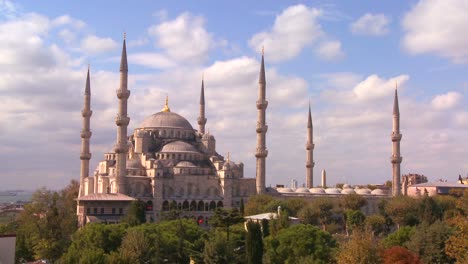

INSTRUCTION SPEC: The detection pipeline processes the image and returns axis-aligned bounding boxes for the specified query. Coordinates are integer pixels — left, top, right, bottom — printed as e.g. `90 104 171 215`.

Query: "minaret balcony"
391 133 402 142
197 117 207 125
255 148 268 158
306 161 315 168
306 143 315 150
390 155 403 164
80 130 92 138
116 89 131 99
256 123 268 133
115 115 130 126
114 143 129 154
256 100 268 110
81 110 93 118
80 152 92 160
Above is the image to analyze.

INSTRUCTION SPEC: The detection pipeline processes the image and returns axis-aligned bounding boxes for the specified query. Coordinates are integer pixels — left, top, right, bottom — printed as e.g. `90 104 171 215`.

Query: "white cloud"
128 52 176 69
81 35 118 54
431 91 462 110
402 0 468 63
315 40 344 61
52 15 85 29
249 4 324 62
353 74 409 101
148 12 215 64
350 13 390 36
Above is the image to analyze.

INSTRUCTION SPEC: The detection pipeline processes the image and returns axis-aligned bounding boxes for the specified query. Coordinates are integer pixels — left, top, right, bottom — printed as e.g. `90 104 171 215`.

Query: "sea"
0 191 33 204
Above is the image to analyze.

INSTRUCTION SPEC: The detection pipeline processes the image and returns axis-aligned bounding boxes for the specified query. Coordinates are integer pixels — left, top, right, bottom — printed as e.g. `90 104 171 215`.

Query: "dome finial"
227 152 230 162
162 95 171 112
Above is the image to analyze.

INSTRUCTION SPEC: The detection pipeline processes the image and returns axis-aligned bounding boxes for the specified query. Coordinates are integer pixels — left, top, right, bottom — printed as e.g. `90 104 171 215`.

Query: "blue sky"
0 0 467 189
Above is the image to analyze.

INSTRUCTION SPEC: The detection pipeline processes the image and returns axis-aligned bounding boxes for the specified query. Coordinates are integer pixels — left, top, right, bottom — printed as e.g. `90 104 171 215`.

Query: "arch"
162 200 169 211
209 201 216 211
146 200 153 211
190 201 197 211
217 201 223 208
170 200 177 210
197 201 204 211
182 200 189 210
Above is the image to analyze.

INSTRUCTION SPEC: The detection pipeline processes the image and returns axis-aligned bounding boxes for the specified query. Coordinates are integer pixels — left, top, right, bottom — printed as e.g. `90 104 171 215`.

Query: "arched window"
182 200 189 210
190 201 197 211
209 201 216 211
197 201 204 211
217 201 223 208
162 201 169 211
170 200 177 210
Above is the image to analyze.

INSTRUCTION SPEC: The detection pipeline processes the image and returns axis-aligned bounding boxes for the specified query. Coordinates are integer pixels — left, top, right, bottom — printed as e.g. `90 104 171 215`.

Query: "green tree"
406 221 454 264
340 193 367 211
298 198 335 231
239 198 245 216
244 195 275 216
445 215 468 264
245 221 263 264
344 209 365 235
365 214 386 236
264 224 336 264
417 196 442 224
384 195 419 230
123 200 146 226
210 208 244 241
336 231 382 264
383 226 414 248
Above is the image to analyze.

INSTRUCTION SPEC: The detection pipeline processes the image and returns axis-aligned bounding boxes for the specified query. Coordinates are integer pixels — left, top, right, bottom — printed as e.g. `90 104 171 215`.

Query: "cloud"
402 0 468 63
249 4 324 62
81 35 118 54
431 91 462 110
350 13 390 36
128 52 176 69
148 12 216 64
315 40 344 61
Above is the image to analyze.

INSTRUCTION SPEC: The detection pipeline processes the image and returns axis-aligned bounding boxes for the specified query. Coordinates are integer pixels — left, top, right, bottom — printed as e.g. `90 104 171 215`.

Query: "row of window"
161 200 223 211
86 207 123 215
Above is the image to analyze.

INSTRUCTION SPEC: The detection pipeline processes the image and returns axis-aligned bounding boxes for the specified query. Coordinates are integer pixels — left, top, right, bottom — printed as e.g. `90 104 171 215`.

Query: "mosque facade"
77 38 397 226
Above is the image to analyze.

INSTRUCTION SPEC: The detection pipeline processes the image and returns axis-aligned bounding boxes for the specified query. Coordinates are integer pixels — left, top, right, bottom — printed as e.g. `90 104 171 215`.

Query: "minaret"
306 103 315 188
321 169 327 188
114 35 131 194
255 48 268 194
79 66 92 197
391 87 402 196
197 76 207 134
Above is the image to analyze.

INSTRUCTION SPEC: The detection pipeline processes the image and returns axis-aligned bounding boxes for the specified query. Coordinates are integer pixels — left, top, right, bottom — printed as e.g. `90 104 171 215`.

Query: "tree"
264 224 336 264
298 198 335 231
123 200 146 226
340 193 367 211
384 195 419 230
344 210 365 235
417 196 442 224
382 246 422 264
209 208 244 241
406 221 455 264
365 214 386 236
245 221 263 264
117 229 152 263
336 231 383 264
445 215 468 264
239 198 245 216
383 226 414 248
244 195 275 216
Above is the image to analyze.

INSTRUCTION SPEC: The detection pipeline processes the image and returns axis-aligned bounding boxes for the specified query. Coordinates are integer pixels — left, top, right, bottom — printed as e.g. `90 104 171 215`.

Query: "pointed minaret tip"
259 47 266 84
200 75 205 105
120 35 128 72
85 66 91 95
393 84 399 115
307 101 312 128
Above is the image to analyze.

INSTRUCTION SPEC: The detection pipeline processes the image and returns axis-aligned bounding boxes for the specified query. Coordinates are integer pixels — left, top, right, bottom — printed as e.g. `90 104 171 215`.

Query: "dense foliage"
3 186 467 263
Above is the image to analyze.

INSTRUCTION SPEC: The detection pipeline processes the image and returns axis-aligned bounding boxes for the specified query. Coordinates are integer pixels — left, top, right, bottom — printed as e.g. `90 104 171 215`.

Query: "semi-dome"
310 188 326 194
161 141 199 153
355 189 371 195
341 188 356 194
140 111 193 130
371 189 386 195
127 157 143 169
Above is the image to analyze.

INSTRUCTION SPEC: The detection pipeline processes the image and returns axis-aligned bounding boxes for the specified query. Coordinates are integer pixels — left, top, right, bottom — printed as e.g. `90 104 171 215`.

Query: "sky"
0 0 467 190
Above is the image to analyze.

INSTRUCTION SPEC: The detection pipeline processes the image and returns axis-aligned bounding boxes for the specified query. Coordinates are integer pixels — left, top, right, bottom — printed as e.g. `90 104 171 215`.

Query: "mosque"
76 38 400 226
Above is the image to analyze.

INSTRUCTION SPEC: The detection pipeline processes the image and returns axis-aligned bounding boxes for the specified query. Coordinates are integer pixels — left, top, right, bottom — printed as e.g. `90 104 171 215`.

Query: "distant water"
0 192 33 204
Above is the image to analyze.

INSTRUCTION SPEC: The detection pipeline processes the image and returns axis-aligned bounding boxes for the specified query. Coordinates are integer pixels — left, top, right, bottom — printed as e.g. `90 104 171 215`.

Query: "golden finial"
162 95 170 112
261 46 264 56
227 152 230 162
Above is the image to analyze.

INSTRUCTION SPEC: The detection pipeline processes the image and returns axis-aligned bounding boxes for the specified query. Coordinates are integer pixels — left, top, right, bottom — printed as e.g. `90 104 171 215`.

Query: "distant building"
407 181 468 197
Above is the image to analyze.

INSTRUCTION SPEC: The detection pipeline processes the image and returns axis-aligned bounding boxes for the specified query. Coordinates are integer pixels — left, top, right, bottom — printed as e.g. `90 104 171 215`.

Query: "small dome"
325 188 342 194
140 111 193 130
341 188 356 194
309 188 326 194
176 161 196 167
342 184 351 189
355 189 371 195
295 188 310 193
127 156 143 169
277 187 294 193
371 189 386 195
160 141 199 153
223 160 238 170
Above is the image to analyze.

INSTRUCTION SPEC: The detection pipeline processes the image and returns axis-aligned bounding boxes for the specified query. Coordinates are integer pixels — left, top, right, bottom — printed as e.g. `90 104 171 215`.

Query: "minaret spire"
306 102 315 188
79 66 92 197
197 75 207 134
255 48 268 194
391 84 402 196
114 36 131 194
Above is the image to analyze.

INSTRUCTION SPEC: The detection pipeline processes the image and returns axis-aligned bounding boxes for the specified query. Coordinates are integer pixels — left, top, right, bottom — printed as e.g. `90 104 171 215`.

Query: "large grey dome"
140 111 193 130
161 141 199 153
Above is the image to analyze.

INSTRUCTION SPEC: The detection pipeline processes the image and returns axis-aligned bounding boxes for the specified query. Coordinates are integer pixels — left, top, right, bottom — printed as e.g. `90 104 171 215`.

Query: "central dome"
140 111 193 130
